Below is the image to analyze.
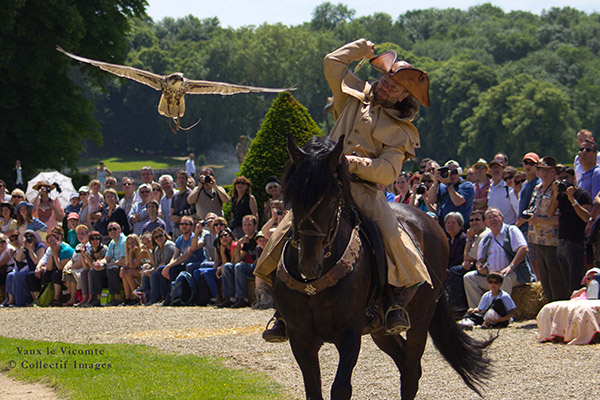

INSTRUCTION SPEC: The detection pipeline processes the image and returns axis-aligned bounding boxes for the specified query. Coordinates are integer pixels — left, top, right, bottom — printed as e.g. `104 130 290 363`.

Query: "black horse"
273 135 494 400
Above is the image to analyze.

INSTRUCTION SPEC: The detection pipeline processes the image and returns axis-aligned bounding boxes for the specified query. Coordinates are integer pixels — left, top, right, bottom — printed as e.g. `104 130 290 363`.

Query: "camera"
176 206 197 216
25 236 34 243
438 166 449 178
276 210 283 216
416 184 428 195
557 180 570 193
75 249 81 253
203 175 212 184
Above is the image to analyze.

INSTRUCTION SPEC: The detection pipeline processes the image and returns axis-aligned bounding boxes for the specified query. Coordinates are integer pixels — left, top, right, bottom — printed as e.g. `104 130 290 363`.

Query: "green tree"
0 0 146 182
311 2 355 31
460 74 578 164
239 93 322 221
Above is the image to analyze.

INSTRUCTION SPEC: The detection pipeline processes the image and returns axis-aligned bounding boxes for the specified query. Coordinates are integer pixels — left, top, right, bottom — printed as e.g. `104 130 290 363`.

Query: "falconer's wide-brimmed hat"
369 51 430 108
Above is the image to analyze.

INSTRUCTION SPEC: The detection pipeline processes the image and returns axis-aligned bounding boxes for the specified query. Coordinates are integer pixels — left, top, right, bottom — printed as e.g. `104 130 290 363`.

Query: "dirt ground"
0 306 599 399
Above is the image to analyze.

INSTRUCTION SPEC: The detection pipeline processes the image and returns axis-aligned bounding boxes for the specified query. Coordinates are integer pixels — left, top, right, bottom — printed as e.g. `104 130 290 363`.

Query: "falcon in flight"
57 45 295 132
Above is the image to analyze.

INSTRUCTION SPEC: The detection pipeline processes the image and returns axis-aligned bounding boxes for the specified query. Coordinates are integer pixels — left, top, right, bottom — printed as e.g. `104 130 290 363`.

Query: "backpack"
195 271 212 306
170 271 197 306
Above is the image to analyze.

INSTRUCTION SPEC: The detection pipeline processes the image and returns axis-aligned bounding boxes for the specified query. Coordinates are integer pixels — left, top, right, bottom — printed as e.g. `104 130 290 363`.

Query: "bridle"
290 188 343 260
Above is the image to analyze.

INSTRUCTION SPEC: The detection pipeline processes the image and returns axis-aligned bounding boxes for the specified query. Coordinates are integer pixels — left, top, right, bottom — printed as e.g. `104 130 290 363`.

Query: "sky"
146 0 599 29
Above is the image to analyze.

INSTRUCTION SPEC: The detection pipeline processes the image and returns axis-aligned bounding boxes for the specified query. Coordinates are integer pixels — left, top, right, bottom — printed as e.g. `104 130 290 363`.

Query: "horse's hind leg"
331 328 362 400
289 333 324 400
371 333 408 397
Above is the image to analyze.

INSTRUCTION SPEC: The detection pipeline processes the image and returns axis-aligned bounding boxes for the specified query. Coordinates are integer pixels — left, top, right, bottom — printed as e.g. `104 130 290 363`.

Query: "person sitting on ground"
62 224 91 306
460 271 516 329
7 230 45 306
214 228 236 303
78 231 107 307
89 221 126 306
129 183 152 236
0 233 17 306
218 215 259 308
1 202 17 234
571 267 600 300
141 199 166 235
15 201 47 241
151 182 164 205
144 227 176 305
188 168 230 220
229 176 258 239
65 212 80 248
446 209 489 316
96 188 131 241
445 212 467 269
134 166 156 203
33 227 74 307
120 234 149 306
32 180 64 232
463 207 535 309
153 216 205 306
64 193 81 217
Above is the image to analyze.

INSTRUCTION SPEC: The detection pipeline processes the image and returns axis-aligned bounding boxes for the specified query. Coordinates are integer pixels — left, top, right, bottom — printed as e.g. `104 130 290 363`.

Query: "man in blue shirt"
428 160 475 230
516 152 541 235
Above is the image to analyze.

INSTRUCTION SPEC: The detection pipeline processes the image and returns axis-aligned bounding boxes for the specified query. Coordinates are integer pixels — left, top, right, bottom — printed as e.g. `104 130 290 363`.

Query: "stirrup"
262 316 288 343
384 304 411 335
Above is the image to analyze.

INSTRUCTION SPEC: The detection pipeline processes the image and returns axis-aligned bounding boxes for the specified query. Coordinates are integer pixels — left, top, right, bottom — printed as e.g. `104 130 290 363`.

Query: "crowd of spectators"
2 128 599 320
0 161 283 309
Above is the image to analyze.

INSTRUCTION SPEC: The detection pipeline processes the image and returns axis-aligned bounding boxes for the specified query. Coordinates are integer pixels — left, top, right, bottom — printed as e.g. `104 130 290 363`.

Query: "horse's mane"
283 136 354 212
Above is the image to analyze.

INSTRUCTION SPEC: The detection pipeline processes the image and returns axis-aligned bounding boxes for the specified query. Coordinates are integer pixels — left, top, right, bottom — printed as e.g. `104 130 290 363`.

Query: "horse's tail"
428 293 496 397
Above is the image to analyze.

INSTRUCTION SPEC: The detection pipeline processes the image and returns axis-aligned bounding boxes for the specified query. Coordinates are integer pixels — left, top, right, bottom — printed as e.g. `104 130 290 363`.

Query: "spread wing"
56 45 164 91
185 79 296 95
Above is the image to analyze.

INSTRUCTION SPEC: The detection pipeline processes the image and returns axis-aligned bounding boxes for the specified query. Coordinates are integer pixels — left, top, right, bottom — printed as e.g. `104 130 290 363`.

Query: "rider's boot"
384 285 419 335
262 310 288 342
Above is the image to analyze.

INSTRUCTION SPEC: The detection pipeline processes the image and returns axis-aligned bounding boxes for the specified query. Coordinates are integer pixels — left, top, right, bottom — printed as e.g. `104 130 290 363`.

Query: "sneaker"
216 298 235 308
105 299 122 307
458 318 475 331
230 298 250 308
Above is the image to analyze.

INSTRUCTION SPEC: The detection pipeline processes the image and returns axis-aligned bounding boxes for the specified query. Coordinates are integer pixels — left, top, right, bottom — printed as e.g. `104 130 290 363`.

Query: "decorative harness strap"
277 225 362 296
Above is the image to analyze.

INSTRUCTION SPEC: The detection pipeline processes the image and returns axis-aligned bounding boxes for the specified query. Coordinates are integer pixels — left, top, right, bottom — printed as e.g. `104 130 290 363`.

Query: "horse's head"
284 134 347 280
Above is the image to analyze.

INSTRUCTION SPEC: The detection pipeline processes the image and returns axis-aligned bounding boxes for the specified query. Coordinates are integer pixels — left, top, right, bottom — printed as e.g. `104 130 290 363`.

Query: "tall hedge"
238 92 323 223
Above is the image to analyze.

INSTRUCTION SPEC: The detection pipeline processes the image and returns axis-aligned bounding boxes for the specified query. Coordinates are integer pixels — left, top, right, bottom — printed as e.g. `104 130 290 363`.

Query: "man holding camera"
187 167 230 220
487 158 519 225
549 167 592 295
428 160 475 229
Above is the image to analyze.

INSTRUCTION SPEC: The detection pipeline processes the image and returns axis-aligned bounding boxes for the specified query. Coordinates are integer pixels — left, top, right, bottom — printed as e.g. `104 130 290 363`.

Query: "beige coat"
254 39 431 288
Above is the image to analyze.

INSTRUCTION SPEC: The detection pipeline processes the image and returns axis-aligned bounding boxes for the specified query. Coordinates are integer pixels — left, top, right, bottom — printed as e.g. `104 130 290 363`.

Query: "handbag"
36 283 55 307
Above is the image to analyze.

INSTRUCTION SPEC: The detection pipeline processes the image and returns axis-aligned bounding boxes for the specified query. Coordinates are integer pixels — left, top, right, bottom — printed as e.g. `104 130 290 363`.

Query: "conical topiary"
238 92 323 223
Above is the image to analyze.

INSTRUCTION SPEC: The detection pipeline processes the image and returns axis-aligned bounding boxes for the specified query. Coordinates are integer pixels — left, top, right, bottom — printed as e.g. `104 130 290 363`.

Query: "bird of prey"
56 45 295 133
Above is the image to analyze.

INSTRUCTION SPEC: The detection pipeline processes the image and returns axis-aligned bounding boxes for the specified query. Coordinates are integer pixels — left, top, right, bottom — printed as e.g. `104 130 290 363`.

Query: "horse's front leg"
289 331 324 400
331 327 362 400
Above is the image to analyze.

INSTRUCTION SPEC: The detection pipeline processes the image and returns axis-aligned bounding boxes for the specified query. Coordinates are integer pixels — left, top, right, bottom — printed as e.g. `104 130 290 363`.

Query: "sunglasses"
522 160 536 166
219 233 231 238
152 188 161 192
213 222 225 227
139 190 151 194
179 222 193 227
108 227 120 232
450 170 459 175
153 233 165 240
488 280 501 285
79 192 88 196
579 147 594 153
503 176 514 181
9 235 19 241
514 179 525 185
0 240 6 244
12 195 23 198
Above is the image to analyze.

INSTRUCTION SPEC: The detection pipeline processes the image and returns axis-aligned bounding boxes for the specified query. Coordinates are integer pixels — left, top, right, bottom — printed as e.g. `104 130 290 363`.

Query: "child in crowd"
460 272 517 329
570 268 600 300
66 212 80 248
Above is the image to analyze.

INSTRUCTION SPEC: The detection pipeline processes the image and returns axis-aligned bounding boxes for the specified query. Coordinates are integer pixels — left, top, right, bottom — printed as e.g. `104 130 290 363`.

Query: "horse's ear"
328 135 345 173
287 133 306 166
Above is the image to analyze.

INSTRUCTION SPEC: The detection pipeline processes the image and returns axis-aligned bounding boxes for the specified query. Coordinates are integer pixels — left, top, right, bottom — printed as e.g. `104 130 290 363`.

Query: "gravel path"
0 306 598 399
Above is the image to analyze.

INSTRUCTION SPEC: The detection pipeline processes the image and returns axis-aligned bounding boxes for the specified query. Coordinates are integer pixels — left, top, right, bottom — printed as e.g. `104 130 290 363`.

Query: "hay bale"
512 282 547 321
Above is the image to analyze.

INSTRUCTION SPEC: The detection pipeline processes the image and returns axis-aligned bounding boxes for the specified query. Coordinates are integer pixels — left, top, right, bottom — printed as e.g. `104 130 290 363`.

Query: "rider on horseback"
254 38 432 339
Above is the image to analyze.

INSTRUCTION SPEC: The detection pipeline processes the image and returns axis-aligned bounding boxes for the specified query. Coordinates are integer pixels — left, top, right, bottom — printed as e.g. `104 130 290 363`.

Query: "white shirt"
185 159 196 176
487 179 519 225
477 224 527 272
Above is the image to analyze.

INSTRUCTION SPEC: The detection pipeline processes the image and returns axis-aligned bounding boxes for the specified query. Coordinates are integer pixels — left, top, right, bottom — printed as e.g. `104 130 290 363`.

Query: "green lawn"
77 156 185 172
0 337 285 400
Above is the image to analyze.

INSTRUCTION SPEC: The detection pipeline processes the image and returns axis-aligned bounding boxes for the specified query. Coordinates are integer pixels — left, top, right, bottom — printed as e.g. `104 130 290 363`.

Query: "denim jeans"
192 261 218 298
222 262 255 299
150 266 169 303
